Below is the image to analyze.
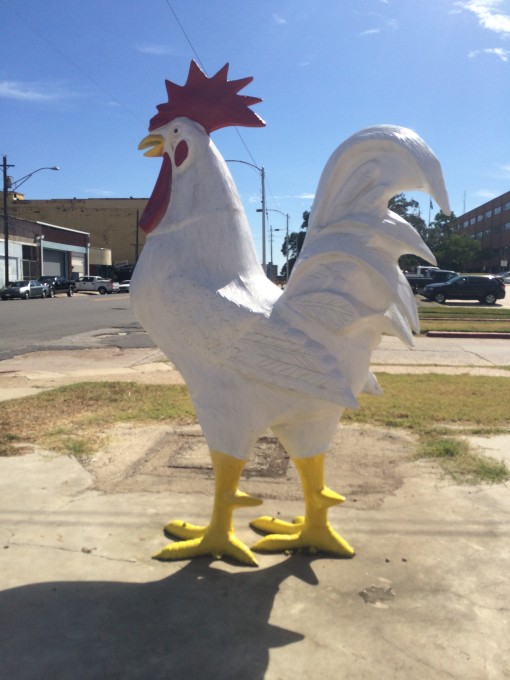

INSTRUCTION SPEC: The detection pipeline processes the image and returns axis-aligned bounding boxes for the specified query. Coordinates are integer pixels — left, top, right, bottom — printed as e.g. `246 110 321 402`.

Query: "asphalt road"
1 287 508 361
0 293 154 360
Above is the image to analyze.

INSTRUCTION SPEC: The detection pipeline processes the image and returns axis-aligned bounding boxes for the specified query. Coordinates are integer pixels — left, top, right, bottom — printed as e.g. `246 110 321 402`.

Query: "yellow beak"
138 134 164 157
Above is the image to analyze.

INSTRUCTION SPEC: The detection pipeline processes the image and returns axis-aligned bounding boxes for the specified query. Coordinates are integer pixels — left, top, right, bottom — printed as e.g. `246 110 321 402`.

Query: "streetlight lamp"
257 207 290 282
2 156 59 285
225 159 266 269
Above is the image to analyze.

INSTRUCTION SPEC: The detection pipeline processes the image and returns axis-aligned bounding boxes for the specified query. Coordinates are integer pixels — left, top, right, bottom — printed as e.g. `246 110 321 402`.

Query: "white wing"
273 125 451 395
161 275 359 407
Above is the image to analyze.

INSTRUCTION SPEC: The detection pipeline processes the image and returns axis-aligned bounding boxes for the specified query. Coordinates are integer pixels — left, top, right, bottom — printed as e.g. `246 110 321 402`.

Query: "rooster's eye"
173 128 179 134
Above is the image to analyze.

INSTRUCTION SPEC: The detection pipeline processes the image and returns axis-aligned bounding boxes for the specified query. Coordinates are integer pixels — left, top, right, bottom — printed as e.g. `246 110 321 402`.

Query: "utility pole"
3 155 14 286
2 158 59 286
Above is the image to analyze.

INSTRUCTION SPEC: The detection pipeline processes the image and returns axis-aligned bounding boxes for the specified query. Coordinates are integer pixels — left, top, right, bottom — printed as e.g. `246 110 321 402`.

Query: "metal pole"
3 155 13 286
261 166 266 271
285 213 289 282
135 210 140 263
2 159 58 286
226 159 267 272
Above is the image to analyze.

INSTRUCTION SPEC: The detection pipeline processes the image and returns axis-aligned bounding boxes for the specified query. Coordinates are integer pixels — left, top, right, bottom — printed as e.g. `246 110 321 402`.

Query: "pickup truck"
74 276 119 295
405 268 458 294
38 276 76 297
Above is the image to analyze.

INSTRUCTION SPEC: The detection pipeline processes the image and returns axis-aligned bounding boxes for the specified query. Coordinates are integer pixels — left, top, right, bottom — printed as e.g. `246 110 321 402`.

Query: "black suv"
422 275 506 305
38 276 75 297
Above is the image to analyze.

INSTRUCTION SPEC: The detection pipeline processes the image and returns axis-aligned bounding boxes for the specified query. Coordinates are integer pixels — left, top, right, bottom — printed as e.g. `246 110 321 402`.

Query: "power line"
164 0 205 71
164 0 261 170
7 6 145 124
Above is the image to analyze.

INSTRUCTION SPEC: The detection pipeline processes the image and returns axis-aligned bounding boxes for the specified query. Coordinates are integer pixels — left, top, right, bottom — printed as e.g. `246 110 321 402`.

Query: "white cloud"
273 14 287 25
494 162 510 176
360 18 398 36
457 0 510 36
0 80 70 102
469 46 510 59
136 44 177 56
85 188 115 197
474 188 500 199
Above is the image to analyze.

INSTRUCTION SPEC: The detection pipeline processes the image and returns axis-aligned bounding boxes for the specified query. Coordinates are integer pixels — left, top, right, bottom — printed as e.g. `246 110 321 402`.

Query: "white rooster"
131 61 450 566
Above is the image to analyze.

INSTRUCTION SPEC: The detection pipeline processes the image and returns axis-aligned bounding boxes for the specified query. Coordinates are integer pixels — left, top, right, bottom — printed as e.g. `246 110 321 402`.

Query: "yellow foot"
154 528 259 566
251 517 355 558
250 515 305 535
155 489 263 566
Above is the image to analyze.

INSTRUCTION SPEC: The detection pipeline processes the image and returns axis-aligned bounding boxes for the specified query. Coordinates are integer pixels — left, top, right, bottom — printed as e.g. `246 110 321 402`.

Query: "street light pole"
3 155 14 286
1 157 60 286
225 159 266 270
257 207 290 282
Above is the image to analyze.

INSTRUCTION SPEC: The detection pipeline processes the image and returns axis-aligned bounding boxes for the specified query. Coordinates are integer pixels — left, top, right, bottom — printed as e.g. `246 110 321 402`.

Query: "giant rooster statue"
131 61 450 566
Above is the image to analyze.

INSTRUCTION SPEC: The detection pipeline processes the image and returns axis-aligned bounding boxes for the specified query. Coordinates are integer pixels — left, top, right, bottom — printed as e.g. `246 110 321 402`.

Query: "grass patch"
418 305 510 319
417 303 510 333
419 320 510 333
1 375 508 484
417 436 510 484
343 373 510 433
0 382 195 457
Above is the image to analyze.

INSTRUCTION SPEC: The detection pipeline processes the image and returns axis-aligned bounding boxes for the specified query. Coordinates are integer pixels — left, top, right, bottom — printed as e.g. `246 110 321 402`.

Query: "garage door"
71 253 85 277
44 249 66 276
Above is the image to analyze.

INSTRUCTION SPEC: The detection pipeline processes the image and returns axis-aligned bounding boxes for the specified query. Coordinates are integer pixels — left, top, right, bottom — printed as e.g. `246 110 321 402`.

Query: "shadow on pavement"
0 556 320 680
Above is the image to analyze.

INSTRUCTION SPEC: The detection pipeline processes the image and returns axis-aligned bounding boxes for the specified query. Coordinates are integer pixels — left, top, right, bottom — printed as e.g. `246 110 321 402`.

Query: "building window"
504 201 510 211
494 206 501 215
504 222 510 230
463 219 469 227
485 209 492 218
477 214 484 222
470 217 476 225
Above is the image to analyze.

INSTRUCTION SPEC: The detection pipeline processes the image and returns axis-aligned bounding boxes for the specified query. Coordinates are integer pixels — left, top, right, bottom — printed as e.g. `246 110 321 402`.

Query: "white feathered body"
132 121 449 460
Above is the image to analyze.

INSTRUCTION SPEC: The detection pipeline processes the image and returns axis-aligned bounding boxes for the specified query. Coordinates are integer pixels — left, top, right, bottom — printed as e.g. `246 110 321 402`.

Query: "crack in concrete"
6 539 138 563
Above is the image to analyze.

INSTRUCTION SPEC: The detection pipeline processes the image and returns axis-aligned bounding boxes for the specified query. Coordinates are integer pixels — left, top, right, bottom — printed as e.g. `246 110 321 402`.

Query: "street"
0 293 153 360
1 288 509 362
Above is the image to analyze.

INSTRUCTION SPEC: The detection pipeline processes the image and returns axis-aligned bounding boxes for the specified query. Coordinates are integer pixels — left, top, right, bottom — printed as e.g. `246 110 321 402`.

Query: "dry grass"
417 436 509 484
0 382 195 457
343 373 510 433
1 375 508 484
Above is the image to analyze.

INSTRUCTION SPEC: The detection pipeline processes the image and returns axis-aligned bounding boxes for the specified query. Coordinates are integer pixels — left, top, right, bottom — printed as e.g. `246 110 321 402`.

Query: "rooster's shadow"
0 555 321 680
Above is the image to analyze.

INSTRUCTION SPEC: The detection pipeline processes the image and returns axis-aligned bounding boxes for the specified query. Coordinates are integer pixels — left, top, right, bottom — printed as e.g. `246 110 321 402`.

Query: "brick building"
455 190 510 272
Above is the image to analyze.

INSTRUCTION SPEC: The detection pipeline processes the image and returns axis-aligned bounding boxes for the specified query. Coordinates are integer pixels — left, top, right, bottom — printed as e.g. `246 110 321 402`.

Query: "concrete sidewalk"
1 338 509 679
0 334 509 403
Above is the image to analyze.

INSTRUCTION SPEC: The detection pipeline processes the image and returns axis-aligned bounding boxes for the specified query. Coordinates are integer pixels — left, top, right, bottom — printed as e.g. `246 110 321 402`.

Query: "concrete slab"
1 340 509 679
1 450 509 680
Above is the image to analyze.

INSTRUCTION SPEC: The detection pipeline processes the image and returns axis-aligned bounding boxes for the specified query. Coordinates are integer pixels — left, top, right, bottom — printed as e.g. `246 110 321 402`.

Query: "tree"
425 210 479 270
389 194 428 271
435 233 480 271
281 210 308 277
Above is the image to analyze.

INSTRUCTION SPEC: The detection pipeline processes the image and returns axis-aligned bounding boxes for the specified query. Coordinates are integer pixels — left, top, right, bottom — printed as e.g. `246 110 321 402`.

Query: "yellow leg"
155 451 262 566
251 453 354 557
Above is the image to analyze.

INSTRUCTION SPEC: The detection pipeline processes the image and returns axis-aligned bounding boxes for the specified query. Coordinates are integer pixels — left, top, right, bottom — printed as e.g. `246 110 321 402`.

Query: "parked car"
422 275 506 305
117 279 131 293
405 268 458 293
0 279 48 300
497 271 510 284
38 275 76 297
74 276 119 294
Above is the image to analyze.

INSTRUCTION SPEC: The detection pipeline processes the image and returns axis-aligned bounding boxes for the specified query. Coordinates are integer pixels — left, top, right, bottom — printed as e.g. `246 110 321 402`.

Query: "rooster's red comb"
149 60 266 133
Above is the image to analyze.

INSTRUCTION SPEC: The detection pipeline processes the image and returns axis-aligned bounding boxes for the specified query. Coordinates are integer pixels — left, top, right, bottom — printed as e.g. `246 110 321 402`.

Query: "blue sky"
2 0 510 267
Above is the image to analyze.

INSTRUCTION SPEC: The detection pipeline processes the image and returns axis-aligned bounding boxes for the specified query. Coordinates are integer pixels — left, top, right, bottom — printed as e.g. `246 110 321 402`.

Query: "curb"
426 331 510 339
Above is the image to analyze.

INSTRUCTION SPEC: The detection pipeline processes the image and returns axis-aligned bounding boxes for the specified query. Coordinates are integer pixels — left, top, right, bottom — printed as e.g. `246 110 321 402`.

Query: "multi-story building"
6 196 148 267
455 190 510 272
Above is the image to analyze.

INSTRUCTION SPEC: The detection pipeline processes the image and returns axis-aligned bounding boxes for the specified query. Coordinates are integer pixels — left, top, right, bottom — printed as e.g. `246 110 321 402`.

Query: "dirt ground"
78 420 419 515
